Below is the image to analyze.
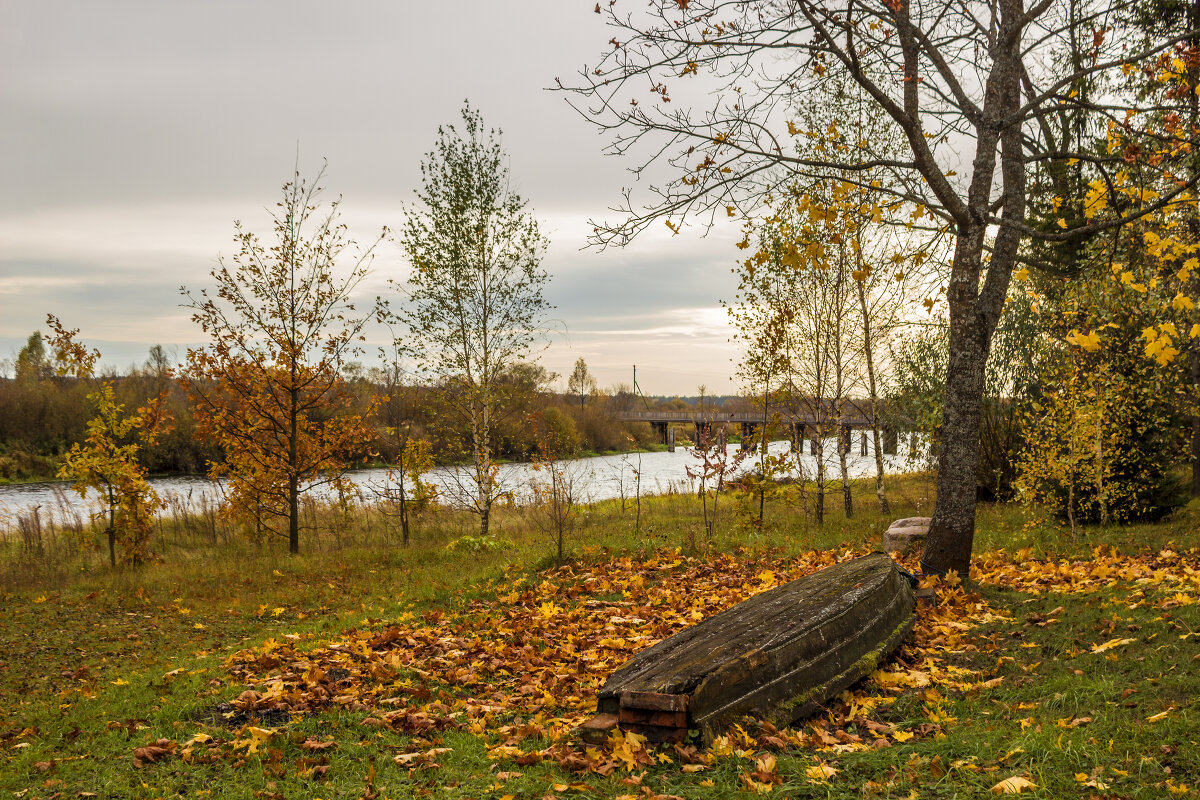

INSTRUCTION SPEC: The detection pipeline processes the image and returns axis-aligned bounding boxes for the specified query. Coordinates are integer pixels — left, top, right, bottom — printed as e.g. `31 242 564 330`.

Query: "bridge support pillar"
651 421 668 446
882 428 898 455
694 421 711 446
740 422 759 450
861 432 868 457
789 422 804 453
667 425 676 452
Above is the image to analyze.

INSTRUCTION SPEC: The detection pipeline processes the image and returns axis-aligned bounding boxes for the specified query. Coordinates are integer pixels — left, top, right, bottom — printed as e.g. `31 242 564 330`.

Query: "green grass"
1 475 1198 799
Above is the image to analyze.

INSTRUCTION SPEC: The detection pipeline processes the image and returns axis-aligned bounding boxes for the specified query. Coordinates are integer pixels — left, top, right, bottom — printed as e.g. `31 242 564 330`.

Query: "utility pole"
633 364 650 410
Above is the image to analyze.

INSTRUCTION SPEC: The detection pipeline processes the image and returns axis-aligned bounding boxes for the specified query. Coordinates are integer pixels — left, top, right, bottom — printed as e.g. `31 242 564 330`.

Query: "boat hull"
585 552 916 743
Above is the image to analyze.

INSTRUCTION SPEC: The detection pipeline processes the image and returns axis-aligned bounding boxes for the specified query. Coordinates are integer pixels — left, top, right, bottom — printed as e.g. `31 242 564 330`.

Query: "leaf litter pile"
138 545 1198 796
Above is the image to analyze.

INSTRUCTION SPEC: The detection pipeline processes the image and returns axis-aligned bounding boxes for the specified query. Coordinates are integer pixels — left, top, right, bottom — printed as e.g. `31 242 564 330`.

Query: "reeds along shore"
0 473 941 590
5 469 1195 594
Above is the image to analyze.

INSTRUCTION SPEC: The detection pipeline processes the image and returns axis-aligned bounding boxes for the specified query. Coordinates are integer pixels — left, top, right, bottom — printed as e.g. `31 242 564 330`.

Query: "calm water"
0 437 928 530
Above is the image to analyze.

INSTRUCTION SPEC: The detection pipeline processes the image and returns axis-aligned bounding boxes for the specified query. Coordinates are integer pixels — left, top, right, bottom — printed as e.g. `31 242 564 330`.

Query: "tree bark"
920 307 987 576
1192 347 1200 497
857 282 890 514
107 487 117 567
813 429 826 525
838 423 852 519
289 385 300 555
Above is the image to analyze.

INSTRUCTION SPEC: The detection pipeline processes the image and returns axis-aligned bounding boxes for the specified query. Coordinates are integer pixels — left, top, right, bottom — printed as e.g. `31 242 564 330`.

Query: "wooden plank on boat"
579 552 916 744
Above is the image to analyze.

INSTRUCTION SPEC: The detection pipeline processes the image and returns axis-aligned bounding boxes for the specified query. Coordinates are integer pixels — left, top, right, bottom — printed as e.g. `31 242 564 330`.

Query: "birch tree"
395 103 551 539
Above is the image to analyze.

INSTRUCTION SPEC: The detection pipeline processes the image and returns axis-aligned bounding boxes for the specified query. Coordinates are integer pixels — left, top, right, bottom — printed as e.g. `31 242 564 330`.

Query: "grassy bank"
1 475 1198 799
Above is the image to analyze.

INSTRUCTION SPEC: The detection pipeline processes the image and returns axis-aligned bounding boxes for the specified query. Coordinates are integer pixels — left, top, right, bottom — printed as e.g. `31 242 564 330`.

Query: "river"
0 437 928 531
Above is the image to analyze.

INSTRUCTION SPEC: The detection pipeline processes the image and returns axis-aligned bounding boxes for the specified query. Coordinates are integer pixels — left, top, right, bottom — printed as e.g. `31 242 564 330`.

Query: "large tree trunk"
920 3 1024 576
920 307 988 577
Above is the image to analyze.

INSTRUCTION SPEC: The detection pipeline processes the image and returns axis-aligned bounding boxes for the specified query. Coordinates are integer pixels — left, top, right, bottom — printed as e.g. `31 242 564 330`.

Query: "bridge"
617 404 913 455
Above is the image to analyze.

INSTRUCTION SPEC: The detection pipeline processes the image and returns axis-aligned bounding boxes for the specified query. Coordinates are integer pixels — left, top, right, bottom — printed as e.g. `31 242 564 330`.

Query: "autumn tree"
46 316 170 567
1016 206 1193 526
563 0 1200 575
182 166 383 554
567 357 597 410
727 280 792 527
395 102 551 540
15 331 52 383
1119 0 1200 496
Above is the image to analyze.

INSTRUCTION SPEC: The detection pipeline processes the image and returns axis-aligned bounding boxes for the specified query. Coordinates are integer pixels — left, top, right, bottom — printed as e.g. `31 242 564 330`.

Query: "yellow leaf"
992 776 1037 794
1172 293 1195 311
1156 345 1179 366
1065 330 1101 352
1091 637 1136 654
806 763 838 781
1148 706 1175 722
1056 218 1068 229
1014 267 1030 281
892 730 915 742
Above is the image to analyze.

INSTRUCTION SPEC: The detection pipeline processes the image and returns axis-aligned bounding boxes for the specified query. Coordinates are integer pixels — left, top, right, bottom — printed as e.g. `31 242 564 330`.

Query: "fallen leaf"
992 776 1037 794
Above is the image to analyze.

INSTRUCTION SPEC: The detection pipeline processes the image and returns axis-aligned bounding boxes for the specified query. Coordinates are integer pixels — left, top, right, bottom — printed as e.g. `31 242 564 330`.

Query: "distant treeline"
0 336 728 483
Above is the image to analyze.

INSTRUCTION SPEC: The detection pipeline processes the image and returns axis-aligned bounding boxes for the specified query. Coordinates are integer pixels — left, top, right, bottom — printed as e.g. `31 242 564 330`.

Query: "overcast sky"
0 1 745 396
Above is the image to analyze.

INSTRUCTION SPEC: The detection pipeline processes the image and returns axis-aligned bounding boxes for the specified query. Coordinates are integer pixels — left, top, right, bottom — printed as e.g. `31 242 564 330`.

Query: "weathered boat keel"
578 552 916 745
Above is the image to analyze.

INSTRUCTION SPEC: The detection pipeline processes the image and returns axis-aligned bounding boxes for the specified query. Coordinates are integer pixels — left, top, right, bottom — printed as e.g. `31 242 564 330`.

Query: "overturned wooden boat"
579 552 916 744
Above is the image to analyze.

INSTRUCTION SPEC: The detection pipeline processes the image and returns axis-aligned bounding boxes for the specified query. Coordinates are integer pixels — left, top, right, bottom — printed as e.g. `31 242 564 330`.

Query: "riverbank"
0 439 929 536
1 478 1197 799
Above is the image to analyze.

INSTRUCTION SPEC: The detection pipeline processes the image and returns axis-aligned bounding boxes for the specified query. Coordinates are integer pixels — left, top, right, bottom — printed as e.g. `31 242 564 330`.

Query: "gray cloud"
1 1 746 395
